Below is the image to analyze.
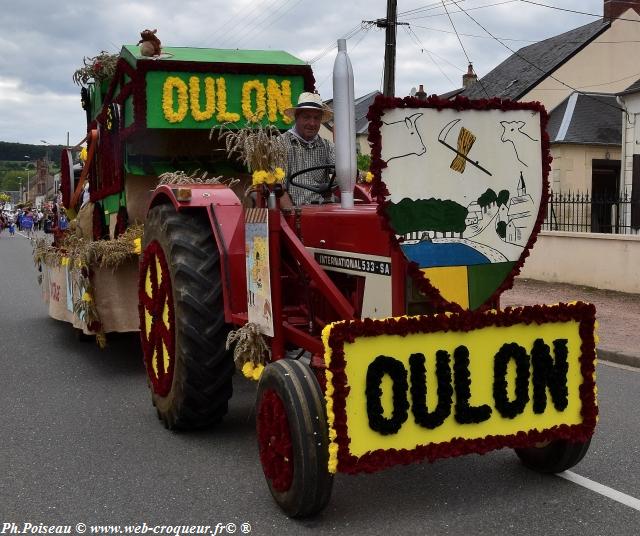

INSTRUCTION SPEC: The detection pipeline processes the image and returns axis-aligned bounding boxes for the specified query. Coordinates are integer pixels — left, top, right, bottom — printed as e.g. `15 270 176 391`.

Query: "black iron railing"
542 190 637 234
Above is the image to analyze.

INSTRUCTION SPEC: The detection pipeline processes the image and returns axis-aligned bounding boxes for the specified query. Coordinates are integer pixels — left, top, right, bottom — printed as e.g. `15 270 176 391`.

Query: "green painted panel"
145 71 303 130
467 262 516 310
102 192 123 214
121 45 306 66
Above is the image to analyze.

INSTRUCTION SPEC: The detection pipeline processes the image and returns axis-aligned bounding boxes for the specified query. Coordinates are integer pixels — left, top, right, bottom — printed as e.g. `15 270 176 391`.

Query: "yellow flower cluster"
133 238 142 255
189 76 215 121
252 167 285 186
241 361 264 381
81 292 92 303
79 147 88 162
216 78 240 123
322 326 339 474
267 79 293 124
242 80 266 122
162 76 189 123
161 75 294 125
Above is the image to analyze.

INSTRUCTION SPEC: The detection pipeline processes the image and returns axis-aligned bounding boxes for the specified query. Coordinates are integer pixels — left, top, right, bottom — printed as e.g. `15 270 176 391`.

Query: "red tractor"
138 112 597 518
137 46 597 518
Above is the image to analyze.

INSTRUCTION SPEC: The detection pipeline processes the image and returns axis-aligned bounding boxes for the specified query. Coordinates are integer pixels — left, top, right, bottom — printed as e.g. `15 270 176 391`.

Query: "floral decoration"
215 77 241 123
241 361 265 381
267 79 293 124
242 80 267 122
323 301 597 475
189 76 215 121
252 167 285 186
138 240 176 396
162 76 189 123
366 94 552 313
257 389 294 492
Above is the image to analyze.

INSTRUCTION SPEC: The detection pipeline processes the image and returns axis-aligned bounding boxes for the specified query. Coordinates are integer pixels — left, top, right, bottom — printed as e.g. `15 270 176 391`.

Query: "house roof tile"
461 18 610 100
547 93 621 145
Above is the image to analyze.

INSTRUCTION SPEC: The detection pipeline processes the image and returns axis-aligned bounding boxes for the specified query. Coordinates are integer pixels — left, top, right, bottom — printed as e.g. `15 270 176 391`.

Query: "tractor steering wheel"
287 164 337 194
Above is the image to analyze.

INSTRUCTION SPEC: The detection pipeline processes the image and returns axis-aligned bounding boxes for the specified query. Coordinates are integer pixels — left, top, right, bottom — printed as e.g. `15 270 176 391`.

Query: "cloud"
1 0 608 144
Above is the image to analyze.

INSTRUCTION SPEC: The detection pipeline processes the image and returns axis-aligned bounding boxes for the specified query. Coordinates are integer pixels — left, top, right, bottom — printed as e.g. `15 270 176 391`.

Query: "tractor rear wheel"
256 359 333 518
139 203 234 430
515 438 591 473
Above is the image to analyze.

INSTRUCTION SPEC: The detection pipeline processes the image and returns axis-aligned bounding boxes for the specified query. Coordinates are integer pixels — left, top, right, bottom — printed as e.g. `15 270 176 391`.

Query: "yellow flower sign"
149 72 301 129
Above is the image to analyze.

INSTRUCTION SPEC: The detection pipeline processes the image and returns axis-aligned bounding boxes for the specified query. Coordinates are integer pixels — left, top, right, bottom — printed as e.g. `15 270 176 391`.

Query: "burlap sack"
75 202 94 240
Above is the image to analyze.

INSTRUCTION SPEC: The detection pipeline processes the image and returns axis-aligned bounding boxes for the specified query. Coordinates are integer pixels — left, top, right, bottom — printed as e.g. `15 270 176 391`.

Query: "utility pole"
382 0 398 97
364 1 407 97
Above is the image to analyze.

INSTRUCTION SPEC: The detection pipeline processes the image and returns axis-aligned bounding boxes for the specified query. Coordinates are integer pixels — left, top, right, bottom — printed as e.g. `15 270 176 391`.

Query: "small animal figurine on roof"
138 29 161 57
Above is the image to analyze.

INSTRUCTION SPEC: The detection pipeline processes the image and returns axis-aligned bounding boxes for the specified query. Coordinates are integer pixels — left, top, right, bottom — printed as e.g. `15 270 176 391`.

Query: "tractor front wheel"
139 203 234 430
515 438 591 473
256 359 333 518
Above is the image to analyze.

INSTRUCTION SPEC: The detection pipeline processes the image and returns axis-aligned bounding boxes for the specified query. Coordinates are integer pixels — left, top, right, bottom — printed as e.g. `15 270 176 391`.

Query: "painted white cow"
382 113 426 162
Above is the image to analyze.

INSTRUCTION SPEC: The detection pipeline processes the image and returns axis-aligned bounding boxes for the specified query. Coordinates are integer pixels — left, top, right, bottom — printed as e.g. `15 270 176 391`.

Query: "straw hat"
284 92 333 121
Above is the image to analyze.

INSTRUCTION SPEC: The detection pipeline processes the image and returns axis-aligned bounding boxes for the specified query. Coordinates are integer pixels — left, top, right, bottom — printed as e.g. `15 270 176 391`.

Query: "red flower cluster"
366 94 552 312
326 302 597 475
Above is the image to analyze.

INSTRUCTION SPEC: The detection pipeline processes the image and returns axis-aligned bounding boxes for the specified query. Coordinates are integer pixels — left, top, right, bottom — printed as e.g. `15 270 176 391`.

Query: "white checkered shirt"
281 129 335 205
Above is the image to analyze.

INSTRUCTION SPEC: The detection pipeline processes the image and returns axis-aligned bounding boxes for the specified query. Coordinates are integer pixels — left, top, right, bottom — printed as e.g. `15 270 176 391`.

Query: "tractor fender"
147 184 246 322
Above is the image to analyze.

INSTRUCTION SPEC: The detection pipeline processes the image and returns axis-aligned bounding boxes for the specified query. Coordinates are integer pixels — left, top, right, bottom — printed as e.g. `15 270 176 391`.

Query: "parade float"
35 34 313 345
36 34 598 518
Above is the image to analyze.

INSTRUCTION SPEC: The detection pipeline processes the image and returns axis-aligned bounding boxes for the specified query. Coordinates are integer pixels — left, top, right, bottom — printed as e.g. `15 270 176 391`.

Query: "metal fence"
542 190 636 234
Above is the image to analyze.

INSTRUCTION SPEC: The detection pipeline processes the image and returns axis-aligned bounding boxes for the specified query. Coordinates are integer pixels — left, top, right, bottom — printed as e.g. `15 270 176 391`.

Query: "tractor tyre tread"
143 204 234 431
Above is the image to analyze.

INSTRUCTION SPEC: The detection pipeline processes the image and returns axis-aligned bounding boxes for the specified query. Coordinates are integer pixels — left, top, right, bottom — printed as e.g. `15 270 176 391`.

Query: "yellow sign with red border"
322 302 597 474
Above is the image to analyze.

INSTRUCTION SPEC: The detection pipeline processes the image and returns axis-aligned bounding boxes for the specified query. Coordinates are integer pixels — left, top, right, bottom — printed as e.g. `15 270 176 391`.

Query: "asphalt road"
1 231 639 535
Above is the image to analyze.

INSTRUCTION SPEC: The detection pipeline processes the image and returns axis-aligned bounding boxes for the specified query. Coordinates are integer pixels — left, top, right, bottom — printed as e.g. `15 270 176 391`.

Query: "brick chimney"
604 0 640 20
414 84 427 100
462 63 477 89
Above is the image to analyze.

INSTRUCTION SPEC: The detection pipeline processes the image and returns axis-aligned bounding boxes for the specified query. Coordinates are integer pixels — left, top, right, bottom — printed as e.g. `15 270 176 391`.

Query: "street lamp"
24 156 33 203
17 177 23 202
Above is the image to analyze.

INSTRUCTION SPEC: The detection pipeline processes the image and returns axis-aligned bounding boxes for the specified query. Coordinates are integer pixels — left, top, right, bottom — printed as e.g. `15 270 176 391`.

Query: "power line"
404 25 455 85
306 24 365 64
204 0 281 48
398 0 464 17
398 0 518 22
448 0 624 111
315 25 374 91
441 0 472 65
519 0 640 23
220 0 297 48
233 0 305 49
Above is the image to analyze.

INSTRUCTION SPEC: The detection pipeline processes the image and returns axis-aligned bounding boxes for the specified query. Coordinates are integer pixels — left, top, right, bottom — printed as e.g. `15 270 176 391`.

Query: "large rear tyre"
139 204 234 430
256 360 333 518
515 438 591 473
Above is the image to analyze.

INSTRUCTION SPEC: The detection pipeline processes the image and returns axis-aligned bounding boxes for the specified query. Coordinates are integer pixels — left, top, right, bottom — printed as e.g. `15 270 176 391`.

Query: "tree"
385 197 468 236
496 220 507 238
478 188 497 208
497 189 510 206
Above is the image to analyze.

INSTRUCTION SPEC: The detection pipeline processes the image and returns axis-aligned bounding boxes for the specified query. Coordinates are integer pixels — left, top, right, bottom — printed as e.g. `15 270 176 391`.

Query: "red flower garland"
326 302 597 475
257 389 294 492
367 94 552 313
138 240 176 397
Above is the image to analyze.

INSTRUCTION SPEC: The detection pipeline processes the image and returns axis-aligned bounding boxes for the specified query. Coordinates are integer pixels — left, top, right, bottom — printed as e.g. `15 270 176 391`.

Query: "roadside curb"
598 349 640 369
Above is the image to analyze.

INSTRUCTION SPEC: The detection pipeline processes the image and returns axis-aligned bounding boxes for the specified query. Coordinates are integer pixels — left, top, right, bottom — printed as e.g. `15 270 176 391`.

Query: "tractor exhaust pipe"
333 38 357 209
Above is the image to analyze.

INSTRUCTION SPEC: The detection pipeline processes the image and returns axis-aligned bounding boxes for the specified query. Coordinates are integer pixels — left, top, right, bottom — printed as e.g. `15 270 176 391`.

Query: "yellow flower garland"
162 76 188 123
252 167 285 186
267 79 293 124
133 237 142 255
322 325 339 474
189 76 215 121
216 77 240 123
242 80 267 122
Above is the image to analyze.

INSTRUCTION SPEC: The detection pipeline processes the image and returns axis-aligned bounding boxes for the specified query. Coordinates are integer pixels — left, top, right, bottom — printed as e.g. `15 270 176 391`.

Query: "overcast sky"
0 0 612 145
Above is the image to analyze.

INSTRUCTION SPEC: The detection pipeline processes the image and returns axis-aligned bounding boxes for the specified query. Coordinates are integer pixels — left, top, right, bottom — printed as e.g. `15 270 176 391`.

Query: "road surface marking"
600 360 640 373
559 471 640 512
